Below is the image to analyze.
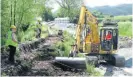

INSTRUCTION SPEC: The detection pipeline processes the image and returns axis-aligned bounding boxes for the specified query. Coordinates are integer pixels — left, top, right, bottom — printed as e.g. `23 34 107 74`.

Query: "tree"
55 0 82 22
42 7 54 21
1 0 11 45
1 0 47 45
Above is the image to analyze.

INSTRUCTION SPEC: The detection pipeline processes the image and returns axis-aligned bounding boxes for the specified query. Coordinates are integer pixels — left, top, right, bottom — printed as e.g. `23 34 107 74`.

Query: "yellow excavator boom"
76 5 100 53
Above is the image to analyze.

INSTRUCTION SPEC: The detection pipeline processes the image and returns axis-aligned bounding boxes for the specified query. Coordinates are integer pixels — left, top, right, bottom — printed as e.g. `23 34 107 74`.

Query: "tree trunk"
10 2 12 26
14 0 16 25
19 0 25 26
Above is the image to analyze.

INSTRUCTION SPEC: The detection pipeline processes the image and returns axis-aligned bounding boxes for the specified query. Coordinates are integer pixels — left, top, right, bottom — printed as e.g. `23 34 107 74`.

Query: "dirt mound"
28 60 87 76
1 37 48 76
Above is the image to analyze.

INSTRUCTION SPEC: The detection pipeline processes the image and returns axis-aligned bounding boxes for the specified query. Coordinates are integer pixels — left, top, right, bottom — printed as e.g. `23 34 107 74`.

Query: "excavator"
55 5 125 69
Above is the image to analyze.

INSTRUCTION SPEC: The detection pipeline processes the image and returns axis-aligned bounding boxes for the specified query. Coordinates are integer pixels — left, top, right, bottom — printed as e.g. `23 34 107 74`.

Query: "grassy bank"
118 21 132 37
21 24 49 42
55 31 75 56
114 15 132 22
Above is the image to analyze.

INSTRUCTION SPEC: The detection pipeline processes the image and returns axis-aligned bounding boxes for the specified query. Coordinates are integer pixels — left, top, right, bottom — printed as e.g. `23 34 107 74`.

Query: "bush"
21 24 49 42
86 61 101 76
55 31 75 56
55 41 65 56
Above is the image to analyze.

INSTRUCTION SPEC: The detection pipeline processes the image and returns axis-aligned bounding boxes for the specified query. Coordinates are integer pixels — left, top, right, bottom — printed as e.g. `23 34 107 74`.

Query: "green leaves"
42 7 54 21
55 31 75 56
1 0 48 45
55 0 82 23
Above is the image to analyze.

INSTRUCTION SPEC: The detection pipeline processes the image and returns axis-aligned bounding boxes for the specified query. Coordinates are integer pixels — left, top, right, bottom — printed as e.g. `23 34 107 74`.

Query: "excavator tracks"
110 54 125 67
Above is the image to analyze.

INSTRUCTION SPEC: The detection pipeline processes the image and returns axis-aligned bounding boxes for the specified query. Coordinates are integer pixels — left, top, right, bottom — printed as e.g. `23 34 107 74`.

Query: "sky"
52 0 132 12
84 0 132 7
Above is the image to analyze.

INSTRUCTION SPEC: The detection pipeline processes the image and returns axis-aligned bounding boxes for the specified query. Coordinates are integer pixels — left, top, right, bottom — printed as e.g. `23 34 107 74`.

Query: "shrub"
55 31 75 56
86 61 101 76
21 24 49 42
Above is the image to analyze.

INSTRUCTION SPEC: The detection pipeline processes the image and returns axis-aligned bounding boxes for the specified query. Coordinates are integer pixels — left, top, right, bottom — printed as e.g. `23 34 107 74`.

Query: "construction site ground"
1 32 132 76
1 35 88 76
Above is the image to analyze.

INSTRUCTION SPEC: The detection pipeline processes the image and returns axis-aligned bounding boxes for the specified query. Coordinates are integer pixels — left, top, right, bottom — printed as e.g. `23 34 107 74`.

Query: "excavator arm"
76 5 100 53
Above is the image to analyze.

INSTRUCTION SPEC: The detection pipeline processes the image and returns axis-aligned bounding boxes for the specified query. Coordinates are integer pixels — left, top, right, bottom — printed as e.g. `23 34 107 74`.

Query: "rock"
119 37 132 48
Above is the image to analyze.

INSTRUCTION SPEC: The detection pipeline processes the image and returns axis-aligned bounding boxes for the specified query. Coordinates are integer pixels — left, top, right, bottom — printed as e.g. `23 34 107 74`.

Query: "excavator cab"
100 20 118 52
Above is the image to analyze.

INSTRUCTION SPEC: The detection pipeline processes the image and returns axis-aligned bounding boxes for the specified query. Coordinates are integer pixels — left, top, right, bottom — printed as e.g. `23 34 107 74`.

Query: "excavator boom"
76 5 100 53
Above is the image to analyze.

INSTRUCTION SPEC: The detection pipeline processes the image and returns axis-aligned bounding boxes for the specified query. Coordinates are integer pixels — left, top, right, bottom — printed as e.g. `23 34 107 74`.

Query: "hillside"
87 4 132 16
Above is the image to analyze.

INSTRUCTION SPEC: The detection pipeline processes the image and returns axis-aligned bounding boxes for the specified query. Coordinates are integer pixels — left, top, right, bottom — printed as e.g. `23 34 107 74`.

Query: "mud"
1 35 88 76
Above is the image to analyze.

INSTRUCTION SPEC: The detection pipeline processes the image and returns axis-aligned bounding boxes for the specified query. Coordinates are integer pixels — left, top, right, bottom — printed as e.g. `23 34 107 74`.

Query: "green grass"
97 15 132 22
98 15 132 22
55 31 75 56
40 24 49 38
118 21 132 37
114 15 132 22
77 53 86 57
86 61 101 76
21 24 49 42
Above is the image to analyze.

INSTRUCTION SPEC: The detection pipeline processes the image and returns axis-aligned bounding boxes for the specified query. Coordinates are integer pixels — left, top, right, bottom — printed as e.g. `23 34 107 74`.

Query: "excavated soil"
1 35 88 76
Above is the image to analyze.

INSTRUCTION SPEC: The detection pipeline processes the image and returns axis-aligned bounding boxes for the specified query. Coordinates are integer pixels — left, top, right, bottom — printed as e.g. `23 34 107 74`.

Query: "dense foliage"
55 31 75 56
1 0 53 45
55 0 82 23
